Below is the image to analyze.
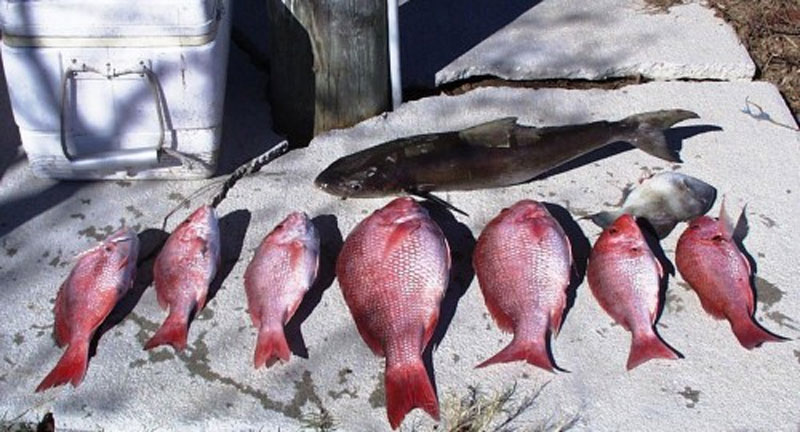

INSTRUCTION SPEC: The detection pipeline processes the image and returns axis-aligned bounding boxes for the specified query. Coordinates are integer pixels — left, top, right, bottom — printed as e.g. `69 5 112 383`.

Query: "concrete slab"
1 81 798 431
404 0 757 87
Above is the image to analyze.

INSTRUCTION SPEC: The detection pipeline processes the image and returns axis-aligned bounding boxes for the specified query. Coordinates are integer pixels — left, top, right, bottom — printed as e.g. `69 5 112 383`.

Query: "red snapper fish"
146 205 220 351
472 200 572 371
337 197 450 429
244 211 320 368
37 228 139 392
676 202 784 348
587 214 680 370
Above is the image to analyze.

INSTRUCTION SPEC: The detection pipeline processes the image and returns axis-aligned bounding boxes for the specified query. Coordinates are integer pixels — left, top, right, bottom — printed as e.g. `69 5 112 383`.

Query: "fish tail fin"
36 341 89 392
476 338 554 372
144 312 189 351
253 327 291 369
385 362 439 429
730 316 787 349
620 109 699 163
588 210 620 229
627 331 680 370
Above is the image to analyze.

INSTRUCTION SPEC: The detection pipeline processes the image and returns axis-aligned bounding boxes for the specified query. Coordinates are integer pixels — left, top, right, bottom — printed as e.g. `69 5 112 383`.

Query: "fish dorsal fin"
458 117 518 148
719 196 735 239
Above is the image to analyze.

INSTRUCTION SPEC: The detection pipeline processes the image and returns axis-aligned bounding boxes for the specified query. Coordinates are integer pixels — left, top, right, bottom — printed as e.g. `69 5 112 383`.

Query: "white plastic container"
0 0 231 179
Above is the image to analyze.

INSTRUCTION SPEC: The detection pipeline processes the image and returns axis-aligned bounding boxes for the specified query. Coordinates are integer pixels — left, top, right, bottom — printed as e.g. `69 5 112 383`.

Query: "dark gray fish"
314 110 699 199
590 171 717 238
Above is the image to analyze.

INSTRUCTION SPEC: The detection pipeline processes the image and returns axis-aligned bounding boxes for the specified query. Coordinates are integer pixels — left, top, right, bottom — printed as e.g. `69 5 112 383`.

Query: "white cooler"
0 0 231 179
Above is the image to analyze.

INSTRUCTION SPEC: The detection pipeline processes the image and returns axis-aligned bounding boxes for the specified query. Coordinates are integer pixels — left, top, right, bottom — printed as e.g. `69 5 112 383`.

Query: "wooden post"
266 0 390 147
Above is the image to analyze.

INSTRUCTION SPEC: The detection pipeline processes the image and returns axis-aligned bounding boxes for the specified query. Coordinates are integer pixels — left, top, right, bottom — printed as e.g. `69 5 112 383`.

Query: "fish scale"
244 211 319 368
587 214 680 370
675 203 784 349
146 205 220 352
472 200 571 371
37 228 139 392
337 197 449 430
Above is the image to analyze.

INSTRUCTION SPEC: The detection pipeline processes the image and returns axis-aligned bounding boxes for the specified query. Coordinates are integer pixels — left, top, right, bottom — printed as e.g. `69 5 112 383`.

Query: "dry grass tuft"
435 382 579 432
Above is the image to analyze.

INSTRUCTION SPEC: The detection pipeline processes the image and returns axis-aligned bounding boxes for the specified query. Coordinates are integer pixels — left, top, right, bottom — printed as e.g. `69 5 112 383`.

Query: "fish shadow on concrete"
534 125 723 181
729 212 788 340
419 200 476 391
638 219 684 357
285 214 344 358
544 202 591 370
206 209 252 307
88 228 170 358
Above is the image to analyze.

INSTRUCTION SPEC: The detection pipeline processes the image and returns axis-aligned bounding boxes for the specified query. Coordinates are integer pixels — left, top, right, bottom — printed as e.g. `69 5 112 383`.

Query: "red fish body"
675 205 784 349
37 228 139 392
472 200 571 371
146 205 220 351
337 197 450 429
587 214 679 370
244 212 319 368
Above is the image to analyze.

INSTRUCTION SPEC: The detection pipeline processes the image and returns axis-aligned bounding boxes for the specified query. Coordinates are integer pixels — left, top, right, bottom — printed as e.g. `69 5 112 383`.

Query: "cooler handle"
59 63 168 173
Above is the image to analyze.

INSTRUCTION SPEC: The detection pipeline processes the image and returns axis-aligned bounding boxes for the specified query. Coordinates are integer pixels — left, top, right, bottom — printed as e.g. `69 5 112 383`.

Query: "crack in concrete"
125 312 326 421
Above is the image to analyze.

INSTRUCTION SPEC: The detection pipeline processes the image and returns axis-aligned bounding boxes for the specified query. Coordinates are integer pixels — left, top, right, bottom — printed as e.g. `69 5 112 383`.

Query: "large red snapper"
587 214 679 370
36 228 139 392
676 202 784 348
145 205 220 351
337 197 450 429
472 200 571 371
244 211 319 368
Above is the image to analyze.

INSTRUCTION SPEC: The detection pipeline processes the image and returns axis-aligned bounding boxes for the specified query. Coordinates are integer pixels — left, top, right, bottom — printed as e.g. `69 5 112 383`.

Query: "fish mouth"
313 174 344 197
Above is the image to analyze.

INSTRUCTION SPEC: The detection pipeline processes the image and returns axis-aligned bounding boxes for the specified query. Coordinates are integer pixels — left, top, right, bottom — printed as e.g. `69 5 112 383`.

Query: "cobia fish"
337 198 450 429
36 228 139 392
315 110 698 199
590 171 717 238
244 212 319 368
472 200 572 371
675 201 785 349
145 205 220 351
587 214 680 370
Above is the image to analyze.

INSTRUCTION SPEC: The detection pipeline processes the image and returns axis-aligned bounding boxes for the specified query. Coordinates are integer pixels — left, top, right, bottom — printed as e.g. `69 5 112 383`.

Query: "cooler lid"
0 0 222 42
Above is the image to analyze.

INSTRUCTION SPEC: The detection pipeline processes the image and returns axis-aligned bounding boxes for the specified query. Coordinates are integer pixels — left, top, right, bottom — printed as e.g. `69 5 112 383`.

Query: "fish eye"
608 228 618 235
350 183 362 191
105 246 113 252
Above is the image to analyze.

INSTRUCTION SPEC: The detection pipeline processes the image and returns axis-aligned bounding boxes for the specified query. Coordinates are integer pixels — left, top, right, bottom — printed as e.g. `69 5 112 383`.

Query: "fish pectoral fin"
410 190 469 217
458 117 518 148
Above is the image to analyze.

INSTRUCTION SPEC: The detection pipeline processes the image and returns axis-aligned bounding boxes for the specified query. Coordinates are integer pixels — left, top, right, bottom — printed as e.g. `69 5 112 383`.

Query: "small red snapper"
676 202 784 349
337 197 450 429
587 214 679 370
472 200 571 371
37 228 139 392
146 205 220 351
244 212 319 368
